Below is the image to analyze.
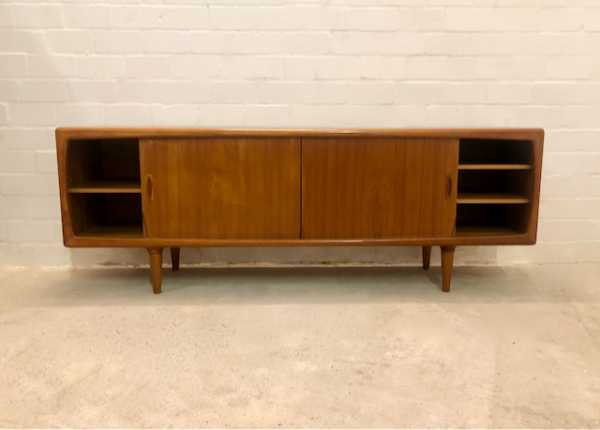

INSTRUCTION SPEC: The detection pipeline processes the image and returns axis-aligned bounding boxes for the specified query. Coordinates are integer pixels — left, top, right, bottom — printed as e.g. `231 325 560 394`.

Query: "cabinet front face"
140 137 301 239
302 137 459 239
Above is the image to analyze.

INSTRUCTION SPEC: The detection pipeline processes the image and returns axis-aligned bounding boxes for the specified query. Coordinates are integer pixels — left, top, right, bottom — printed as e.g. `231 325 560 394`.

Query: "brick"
0 107 7 126
116 82 162 103
532 83 600 104
110 6 161 29
0 80 19 102
105 105 151 126
20 80 68 102
427 106 473 127
0 151 36 173
236 33 284 54
539 8 584 31
127 56 173 79
64 5 110 29
36 151 58 173
220 57 284 79
0 31 42 54
406 56 447 79
446 9 493 32
476 57 545 80
9 104 56 126
0 55 26 78
173 56 220 78
15 5 63 28
68 81 115 103
161 7 208 29
285 33 329 55
197 105 244 126
44 30 94 53
491 8 538 32
360 57 405 79
444 83 486 104
209 7 258 30
257 82 305 104
163 82 210 103
245 105 290 127
284 58 315 80
0 222 5 242
27 56 78 78
586 10 600 31
487 83 531 104
546 57 592 79
78 56 126 79
547 130 600 152
57 104 105 126
143 31 189 53
210 82 256 103
544 153 600 176
1 174 48 196
398 8 445 31
348 8 399 31
95 31 143 54
0 5 14 28
190 32 236 54
152 105 198 126
256 7 305 30
346 83 394 105
471 106 518 127
7 221 55 243
0 130 49 151
310 57 361 80
395 83 444 104
516 106 563 128
564 106 600 128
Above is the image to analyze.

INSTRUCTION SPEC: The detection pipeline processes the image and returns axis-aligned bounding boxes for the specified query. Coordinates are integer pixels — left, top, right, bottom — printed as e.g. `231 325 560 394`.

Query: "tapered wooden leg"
422 246 432 270
148 247 163 294
440 246 456 293
171 247 180 272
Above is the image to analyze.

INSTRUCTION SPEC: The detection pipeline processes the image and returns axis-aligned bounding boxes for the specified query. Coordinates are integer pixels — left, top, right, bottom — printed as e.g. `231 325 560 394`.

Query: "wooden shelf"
69 181 141 194
77 223 143 238
455 226 519 237
457 193 530 204
459 164 531 170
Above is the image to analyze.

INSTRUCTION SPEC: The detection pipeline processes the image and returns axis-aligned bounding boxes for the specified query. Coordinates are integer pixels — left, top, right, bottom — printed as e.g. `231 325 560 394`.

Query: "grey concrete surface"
0 263 599 428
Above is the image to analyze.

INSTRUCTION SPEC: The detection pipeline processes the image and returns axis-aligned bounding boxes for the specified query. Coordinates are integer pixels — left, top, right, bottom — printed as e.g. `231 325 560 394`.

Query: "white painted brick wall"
1 0 599 267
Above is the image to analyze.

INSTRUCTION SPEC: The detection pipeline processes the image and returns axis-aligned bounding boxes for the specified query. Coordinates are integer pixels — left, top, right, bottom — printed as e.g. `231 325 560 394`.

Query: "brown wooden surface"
458 164 531 170
422 246 431 270
301 137 459 239
56 128 543 249
140 137 301 240
148 248 163 294
68 180 142 194
171 247 180 271
457 193 530 204
441 246 455 292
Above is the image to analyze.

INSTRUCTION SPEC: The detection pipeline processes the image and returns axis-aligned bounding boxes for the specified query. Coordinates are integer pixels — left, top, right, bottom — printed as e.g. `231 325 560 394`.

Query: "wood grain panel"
302 137 459 239
140 137 300 239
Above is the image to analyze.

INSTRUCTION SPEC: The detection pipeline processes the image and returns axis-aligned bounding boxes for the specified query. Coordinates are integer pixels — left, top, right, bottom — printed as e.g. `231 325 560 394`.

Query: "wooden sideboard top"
56 127 544 141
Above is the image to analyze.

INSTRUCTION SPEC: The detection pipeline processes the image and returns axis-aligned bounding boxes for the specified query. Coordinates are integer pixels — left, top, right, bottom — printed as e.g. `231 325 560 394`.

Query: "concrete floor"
0 263 599 428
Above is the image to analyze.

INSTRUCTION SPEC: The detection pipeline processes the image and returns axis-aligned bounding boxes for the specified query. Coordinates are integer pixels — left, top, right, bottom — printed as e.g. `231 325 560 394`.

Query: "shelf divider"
457 193 530 204
69 181 142 194
458 164 531 170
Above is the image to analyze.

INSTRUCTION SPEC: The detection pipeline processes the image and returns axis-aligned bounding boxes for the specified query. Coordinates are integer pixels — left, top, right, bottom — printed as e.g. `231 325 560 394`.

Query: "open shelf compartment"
66 138 144 239
66 138 141 193
455 139 534 236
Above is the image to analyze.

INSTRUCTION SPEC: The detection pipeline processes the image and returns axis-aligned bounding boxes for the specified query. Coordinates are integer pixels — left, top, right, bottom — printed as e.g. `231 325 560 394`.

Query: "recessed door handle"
146 174 154 202
446 176 452 198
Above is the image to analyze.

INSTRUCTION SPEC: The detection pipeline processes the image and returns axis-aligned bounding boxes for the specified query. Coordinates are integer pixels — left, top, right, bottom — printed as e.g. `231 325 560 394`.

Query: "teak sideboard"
56 128 544 294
